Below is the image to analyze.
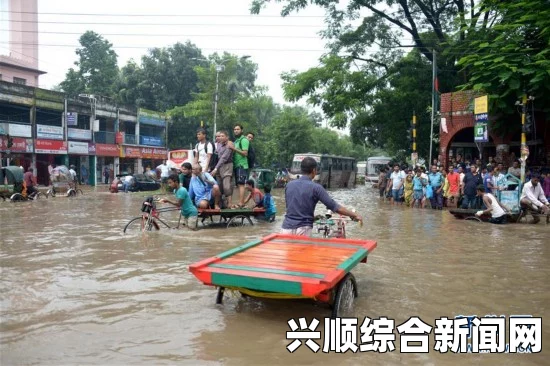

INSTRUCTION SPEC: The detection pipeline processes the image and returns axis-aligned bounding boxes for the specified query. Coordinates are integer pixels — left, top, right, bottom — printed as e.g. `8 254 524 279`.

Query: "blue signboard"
138 109 166 127
475 113 488 122
140 135 163 146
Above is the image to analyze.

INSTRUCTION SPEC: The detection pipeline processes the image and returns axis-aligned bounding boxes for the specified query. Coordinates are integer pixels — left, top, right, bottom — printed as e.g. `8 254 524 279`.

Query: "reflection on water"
0 187 548 365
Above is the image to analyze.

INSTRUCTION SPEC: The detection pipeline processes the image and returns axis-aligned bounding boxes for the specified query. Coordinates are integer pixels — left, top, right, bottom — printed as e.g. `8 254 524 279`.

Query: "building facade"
0 81 168 186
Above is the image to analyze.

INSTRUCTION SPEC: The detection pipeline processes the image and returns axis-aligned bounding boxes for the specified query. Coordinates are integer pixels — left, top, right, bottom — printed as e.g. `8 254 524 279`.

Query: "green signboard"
474 123 488 142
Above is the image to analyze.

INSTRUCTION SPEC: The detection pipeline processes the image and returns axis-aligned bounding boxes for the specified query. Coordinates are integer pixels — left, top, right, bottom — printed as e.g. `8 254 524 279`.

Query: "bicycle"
314 213 361 239
10 189 44 201
123 196 181 233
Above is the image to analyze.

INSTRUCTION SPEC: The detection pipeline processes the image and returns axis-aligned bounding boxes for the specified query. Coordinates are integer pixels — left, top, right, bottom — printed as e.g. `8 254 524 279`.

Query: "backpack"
141 196 156 213
237 138 255 169
195 141 218 171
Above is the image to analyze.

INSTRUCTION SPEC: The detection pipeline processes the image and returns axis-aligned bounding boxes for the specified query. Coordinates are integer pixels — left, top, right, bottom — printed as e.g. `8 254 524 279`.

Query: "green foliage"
457 0 550 119
59 31 119 97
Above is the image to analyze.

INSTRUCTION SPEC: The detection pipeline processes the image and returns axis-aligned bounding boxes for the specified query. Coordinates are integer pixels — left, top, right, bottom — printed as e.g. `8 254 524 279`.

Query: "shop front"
0 123 33 169
142 147 168 173
120 146 141 174
35 139 68 185
68 141 92 185
95 143 119 185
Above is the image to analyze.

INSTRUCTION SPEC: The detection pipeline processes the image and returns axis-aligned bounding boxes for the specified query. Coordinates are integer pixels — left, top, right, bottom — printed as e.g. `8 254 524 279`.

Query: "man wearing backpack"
194 128 215 172
229 124 249 208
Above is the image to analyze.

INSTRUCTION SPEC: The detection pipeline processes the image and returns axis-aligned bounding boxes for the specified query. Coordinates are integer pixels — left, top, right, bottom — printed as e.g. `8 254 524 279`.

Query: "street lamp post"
191 56 250 135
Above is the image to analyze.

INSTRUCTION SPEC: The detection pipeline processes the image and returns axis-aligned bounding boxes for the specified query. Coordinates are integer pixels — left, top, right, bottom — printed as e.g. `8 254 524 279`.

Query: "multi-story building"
0 0 46 86
0 81 168 186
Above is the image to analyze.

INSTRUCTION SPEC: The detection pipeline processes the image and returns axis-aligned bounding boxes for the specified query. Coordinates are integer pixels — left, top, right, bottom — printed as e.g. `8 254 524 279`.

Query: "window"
13 77 26 85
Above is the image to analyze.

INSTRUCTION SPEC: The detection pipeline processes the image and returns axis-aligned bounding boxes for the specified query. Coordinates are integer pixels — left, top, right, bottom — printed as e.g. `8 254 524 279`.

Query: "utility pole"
520 95 528 182
213 64 223 136
429 49 436 166
412 111 417 167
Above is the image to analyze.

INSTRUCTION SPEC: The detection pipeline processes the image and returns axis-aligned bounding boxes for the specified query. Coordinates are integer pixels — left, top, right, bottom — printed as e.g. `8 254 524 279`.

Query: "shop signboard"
122 146 141 158
8 123 32 137
35 139 68 154
88 143 96 155
66 112 78 126
95 143 120 157
141 147 168 159
474 123 488 142
0 136 33 152
138 108 166 127
68 141 90 155
37 124 64 140
139 135 163 146
68 128 92 140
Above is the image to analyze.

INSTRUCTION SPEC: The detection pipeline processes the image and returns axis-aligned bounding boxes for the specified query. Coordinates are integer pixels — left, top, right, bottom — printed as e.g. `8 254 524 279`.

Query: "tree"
457 0 550 120
117 42 204 111
59 31 119 97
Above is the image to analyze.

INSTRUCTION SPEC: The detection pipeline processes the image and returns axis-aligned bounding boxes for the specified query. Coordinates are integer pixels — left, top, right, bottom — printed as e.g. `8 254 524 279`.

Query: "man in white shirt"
520 174 550 223
389 164 406 205
194 128 214 172
156 160 170 191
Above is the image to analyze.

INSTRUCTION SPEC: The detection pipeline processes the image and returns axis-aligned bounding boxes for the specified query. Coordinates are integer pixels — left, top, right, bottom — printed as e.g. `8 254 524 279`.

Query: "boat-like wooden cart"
189 233 377 318
198 207 268 228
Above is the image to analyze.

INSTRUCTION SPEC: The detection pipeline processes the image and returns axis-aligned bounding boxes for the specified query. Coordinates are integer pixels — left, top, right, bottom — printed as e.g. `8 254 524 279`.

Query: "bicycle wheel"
9 193 24 202
76 189 84 195
226 215 254 228
123 215 160 233
67 189 76 197
33 192 43 200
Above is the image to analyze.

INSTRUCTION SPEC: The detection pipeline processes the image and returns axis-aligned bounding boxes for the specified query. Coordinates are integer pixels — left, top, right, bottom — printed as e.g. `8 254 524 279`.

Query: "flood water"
0 186 548 365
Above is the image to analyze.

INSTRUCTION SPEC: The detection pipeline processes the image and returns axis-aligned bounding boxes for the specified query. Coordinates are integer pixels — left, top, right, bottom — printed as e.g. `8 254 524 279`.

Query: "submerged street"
1 186 548 365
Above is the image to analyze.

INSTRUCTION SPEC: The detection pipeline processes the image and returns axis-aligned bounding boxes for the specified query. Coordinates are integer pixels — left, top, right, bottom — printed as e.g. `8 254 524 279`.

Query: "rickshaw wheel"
67 189 76 197
9 193 24 202
331 273 358 319
227 215 253 228
76 189 84 195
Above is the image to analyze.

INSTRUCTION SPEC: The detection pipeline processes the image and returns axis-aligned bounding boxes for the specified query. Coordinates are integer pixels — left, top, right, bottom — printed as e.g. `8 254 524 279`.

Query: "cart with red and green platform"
189 233 377 318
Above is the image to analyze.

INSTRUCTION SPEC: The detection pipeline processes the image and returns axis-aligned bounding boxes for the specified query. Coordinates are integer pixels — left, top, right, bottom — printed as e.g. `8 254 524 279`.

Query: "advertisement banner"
95 143 120 157
474 123 488 142
168 149 193 165
68 141 89 155
8 123 32 137
141 147 168 159
122 146 141 158
68 128 92 140
474 95 488 115
116 132 125 144
88 143 96 155
35 139 68 154
66 112 78 126
0 136 33 152
37 124 64 140
0 123 6 135
139 135 163 146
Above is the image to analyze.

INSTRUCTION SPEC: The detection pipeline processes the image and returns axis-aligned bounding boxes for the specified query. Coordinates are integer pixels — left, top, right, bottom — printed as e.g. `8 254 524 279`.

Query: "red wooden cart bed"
189 233 377 317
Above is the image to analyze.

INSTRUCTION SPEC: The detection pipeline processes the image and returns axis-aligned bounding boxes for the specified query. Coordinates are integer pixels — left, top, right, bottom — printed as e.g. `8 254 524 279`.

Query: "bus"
365 156 392 185
289 153 357 188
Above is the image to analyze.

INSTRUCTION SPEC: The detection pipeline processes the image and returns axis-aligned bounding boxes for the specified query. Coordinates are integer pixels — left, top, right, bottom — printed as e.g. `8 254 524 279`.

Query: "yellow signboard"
474 95 488 114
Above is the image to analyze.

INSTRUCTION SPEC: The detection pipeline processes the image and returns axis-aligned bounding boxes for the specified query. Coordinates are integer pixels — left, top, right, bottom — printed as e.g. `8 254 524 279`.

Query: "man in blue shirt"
428 165 444 209
189 163 221 209
281 157 362 236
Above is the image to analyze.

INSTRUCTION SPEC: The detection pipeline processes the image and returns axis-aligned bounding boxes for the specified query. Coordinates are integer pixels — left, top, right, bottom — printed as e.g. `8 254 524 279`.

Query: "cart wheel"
76 189 84 195
331 273 358 319
216 287 225 304
227 215 253 228
33 192 43 200
9 193 24 202
67 189 76 197
464 216 482 222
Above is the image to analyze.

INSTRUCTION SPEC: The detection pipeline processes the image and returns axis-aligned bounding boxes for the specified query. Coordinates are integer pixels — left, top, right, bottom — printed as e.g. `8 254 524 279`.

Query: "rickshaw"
249 168 275 189
47 165 83 197
0 166 43 201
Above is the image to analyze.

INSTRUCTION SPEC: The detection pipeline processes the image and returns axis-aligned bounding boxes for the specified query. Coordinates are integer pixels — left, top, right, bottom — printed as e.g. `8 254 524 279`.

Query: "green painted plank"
212 273 302 295
270 239 364 249
210 263 324 279
337 248 368 272
216 238 263 259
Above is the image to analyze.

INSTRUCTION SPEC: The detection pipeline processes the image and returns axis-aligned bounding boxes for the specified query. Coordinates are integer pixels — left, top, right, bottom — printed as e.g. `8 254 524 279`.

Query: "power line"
4 19 325 27
0 29 322 39
0 10 326 18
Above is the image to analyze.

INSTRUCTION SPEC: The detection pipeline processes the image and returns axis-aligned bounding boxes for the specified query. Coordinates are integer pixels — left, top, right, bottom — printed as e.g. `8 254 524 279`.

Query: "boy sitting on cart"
243 179 264 208
281 157 362 236
159 174 198 230
189 163 222 209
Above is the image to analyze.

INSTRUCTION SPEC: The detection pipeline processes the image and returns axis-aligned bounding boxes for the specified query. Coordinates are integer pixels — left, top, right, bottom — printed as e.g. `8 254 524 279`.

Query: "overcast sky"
4 0 332 105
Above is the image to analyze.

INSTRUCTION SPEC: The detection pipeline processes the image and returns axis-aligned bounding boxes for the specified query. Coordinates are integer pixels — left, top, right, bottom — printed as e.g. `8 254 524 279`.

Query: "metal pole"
412 111 417 166
520 95 528 182
213 67 220 135
429 49 436 166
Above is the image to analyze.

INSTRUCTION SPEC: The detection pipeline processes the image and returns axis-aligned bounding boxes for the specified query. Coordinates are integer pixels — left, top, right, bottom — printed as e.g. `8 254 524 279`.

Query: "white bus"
289 153 357 188
365 156 392 185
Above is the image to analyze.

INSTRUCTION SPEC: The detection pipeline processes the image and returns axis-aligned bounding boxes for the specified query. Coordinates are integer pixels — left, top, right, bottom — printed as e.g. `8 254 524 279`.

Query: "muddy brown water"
0 187 548 365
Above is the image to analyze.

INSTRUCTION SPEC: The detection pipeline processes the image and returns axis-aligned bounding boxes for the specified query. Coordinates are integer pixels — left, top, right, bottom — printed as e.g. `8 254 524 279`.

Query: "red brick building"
438 90 549 168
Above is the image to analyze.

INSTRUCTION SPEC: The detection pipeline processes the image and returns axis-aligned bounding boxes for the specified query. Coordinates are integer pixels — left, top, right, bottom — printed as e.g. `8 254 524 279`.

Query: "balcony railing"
124 134 136 145
94 131 116 144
